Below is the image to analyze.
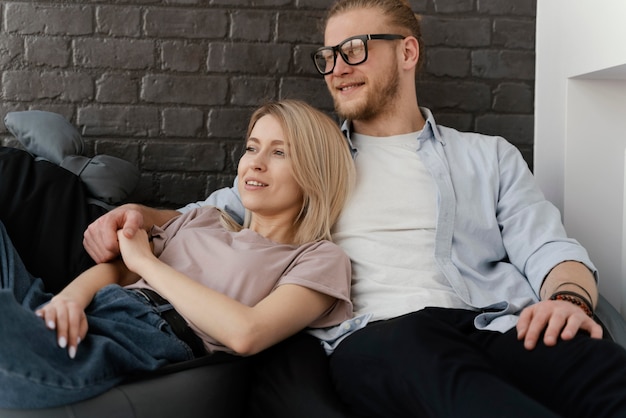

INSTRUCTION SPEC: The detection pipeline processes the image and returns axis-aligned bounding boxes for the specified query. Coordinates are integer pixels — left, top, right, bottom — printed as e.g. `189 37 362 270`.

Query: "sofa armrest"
595 294 626 349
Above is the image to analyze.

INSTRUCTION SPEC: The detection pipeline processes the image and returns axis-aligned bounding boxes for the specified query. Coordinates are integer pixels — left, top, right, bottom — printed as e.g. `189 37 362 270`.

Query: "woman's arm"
118 230 335 356
36 259 140 358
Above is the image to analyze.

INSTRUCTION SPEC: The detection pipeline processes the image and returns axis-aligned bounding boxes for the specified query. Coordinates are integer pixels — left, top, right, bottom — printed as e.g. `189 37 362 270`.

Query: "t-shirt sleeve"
150 206 217 257
277 241 353 328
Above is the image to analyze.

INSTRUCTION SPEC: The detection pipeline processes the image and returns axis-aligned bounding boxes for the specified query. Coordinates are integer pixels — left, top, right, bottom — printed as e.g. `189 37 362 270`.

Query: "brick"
433 0 474 13
211 0 291 5
279 77 334 111
409 0 429 10
293 44 323 76
419 80 491 112
144 8 228 38
225 140 247 171
0 35 24 66
162 108 204 137
296 0 335 9
420 16 491 47
475 114 534 146
478 0 536 16
277 11 325 43
96 74 139 104
94 139 140 166
432 111 474 132
74 38 154 70
4 3 93 35
96 6 142 37
471 50 535 80
230 77 277 106
161 41 205 72
425 48 471 78
141 141 226 171
157 172 214 208
493 18 536 50
208 108 254 139
77 106 159 137
230 10 274 41
492 82 533 113
2 70 93 102
208 42 291 74
141 75 228 106
25 37 70 68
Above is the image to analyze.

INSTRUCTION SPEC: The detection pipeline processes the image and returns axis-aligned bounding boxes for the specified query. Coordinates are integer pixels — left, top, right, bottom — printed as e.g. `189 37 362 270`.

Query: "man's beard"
334 62 401 122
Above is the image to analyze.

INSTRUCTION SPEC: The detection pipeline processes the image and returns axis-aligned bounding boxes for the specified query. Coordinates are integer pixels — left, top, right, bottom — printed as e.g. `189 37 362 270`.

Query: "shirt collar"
340 107 444 152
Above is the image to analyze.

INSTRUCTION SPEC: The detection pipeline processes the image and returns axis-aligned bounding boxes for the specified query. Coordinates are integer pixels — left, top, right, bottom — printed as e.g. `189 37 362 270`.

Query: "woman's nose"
250 153 266 171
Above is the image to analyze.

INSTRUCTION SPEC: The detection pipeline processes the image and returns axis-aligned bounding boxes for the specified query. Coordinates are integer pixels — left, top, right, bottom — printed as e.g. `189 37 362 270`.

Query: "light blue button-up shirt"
180 107 597 334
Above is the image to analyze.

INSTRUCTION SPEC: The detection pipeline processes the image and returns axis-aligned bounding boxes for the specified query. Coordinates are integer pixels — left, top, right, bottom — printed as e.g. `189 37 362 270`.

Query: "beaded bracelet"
553 281 594 307
549 290 594 317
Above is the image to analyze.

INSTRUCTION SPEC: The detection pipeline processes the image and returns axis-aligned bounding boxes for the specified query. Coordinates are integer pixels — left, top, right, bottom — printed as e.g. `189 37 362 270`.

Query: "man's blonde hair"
323 0 424 70
227 100 355 245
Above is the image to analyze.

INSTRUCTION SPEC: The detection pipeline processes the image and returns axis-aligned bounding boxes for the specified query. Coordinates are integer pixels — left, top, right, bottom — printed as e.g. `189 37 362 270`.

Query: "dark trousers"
330 307 626 418
246 331 352 418
0 147 106 293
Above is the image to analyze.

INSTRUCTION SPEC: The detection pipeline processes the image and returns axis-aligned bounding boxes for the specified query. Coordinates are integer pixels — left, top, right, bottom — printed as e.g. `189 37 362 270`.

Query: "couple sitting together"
1 0 626 417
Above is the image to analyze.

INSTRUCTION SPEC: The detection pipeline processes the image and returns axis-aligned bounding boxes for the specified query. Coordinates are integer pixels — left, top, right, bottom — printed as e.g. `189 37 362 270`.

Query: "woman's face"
237 114 303 222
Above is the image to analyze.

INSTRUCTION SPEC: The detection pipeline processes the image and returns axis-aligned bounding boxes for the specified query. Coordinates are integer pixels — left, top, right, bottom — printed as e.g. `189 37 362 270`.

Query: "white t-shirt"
333 132 472 321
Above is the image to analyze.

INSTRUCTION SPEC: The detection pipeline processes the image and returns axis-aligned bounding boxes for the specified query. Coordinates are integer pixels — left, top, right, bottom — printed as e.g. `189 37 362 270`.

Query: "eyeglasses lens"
313 37 367 75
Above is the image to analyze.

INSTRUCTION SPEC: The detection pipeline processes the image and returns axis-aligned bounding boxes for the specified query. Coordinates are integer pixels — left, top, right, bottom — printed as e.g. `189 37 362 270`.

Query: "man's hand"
83 204 144 263
516 299 603 350
36 296 88 359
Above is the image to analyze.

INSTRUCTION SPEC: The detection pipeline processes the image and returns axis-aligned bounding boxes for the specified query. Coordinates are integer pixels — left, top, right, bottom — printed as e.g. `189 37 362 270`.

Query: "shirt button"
355 319 362 325
342 323 352 331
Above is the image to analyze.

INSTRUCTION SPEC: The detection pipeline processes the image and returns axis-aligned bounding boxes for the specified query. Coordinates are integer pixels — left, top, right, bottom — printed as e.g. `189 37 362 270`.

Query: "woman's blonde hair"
224 99 355 245
323 0 424 70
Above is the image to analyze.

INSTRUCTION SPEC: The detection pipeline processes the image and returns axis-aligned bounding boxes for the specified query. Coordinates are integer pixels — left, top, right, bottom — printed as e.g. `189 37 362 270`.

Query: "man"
85 0 626 417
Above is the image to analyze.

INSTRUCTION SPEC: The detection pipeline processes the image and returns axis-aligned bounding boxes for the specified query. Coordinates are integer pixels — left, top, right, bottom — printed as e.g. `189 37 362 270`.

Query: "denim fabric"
0 221 194 409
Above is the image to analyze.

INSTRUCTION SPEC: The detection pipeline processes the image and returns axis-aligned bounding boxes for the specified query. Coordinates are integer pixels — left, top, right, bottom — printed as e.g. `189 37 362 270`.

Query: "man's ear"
401 36 420 70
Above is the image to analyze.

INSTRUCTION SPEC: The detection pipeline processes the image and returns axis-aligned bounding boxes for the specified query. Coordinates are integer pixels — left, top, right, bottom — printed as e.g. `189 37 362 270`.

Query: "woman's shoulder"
297 239 350 264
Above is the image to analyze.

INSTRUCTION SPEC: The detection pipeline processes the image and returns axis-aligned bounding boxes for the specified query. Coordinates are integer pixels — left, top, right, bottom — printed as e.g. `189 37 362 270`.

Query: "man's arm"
517 261 602 350
83 182 244 264
83 203 181 263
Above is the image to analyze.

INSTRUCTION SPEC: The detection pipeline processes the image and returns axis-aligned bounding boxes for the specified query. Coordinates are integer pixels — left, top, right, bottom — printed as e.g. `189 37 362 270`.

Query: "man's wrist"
549 290 594 317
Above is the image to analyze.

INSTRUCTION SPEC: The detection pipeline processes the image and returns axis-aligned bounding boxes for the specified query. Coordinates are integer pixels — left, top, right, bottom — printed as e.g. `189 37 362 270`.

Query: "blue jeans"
0 221 194 409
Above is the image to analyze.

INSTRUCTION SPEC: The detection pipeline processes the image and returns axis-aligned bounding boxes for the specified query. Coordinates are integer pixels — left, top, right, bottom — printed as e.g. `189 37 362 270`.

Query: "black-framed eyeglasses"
311 34 406 75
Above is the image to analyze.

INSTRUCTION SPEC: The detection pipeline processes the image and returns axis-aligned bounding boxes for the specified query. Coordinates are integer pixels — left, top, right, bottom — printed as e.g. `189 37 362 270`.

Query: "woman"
0 100 356 408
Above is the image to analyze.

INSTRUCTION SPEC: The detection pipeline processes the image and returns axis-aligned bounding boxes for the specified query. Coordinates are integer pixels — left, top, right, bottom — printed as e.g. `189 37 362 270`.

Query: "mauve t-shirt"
127 206 353 354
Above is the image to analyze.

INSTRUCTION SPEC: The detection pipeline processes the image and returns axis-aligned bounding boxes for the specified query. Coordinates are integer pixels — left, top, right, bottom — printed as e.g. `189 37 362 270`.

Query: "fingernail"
69 346 77 359
77 337 81 345
47 320 56 330
58 336 67 348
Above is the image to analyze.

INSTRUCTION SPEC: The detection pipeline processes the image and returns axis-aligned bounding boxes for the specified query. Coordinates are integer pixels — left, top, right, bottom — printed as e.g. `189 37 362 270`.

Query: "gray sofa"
0 295 624 418
1 112 624 417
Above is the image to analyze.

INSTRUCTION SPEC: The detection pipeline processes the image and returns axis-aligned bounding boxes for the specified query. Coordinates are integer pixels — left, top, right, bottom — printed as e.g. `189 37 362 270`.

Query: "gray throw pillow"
4 110 84 165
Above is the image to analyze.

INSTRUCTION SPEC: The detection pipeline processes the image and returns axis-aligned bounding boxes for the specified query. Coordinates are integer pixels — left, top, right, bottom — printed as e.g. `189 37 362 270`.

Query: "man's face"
323 8 402 122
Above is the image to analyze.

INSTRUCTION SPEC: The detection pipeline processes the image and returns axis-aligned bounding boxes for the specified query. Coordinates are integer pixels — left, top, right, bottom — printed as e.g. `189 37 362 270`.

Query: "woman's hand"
117 228 156 274
516 299 603 350
35 295 88 359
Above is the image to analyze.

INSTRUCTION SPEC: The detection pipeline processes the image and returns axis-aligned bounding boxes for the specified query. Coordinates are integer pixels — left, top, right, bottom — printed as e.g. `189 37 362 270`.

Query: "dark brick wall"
0 0 536 208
